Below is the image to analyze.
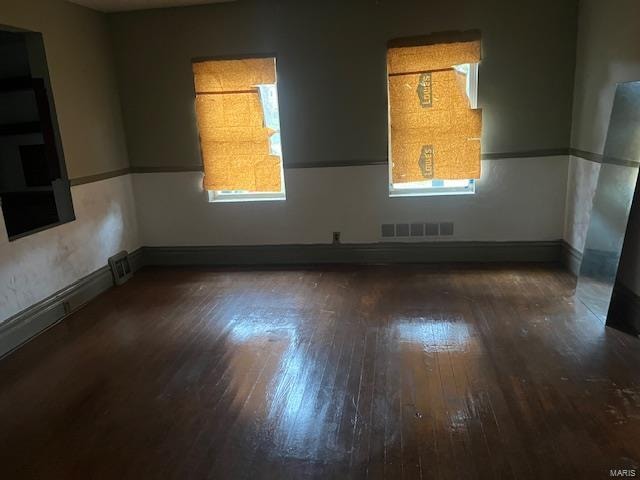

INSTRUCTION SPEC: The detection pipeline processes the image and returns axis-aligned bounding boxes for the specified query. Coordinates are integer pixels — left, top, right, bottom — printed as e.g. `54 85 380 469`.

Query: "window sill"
389 188 476 198
207 191 286 203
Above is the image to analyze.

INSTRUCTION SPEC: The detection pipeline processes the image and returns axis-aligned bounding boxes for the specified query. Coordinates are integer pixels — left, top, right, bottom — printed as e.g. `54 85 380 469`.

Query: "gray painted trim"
64 149 573 184
70 168 132 186
128 247 145 272
570 148 605 163
142 240 564 266
0 248 144 359
130 165 204 173
570 148 640 168
285 159 388 169
481 148 570 159
0 266 112 358
286 149 569 169
561 240 582 277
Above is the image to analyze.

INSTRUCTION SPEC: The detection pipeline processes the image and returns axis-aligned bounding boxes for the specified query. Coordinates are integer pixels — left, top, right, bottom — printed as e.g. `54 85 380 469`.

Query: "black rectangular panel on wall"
0 28 75 239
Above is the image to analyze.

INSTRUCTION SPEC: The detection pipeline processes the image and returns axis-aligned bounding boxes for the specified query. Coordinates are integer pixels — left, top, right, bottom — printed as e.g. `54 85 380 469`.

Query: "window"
387 37 482 197
192 57 285 202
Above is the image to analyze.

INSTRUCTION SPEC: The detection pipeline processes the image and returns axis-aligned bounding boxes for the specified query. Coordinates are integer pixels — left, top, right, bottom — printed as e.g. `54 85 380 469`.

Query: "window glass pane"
257 84 282 157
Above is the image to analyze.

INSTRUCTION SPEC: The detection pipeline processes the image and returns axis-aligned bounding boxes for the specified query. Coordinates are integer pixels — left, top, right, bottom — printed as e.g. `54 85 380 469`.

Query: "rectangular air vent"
410 223 424 236
381 222 453 238
395 223 410 237
440 222 454 236
426 223 439 236
108 250 133 286
381 224 395 237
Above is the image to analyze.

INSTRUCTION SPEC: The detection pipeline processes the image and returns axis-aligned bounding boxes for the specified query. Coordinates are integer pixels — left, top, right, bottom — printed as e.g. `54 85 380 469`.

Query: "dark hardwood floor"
1 264 640 479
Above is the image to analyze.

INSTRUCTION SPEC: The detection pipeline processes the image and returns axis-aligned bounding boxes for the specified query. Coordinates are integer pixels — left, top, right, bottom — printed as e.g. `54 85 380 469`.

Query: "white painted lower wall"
0 174 140 322
133 156 568 246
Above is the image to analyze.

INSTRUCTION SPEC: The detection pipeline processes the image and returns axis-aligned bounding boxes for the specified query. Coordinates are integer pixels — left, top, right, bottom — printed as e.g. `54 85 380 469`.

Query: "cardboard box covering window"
388 40 482 182
193 58 281 192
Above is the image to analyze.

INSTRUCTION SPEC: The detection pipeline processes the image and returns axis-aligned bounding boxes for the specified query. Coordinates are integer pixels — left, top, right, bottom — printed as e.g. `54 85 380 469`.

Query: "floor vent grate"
108 251 133 286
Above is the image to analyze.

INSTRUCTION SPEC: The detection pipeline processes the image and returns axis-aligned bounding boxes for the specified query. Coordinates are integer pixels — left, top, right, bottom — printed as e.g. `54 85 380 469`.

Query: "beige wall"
106 0 576 251
568 0 640 294
571 0 640 154
109 0 578 169
0 0 579 325
0 0 139 324
0 0 129 179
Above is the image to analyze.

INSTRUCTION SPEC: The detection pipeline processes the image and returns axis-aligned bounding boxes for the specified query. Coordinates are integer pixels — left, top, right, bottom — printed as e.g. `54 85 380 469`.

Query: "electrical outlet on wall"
333 231 341 244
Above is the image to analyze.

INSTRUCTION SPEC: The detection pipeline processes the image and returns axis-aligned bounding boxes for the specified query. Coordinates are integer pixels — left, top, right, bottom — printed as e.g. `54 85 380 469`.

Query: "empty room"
1 0 640 478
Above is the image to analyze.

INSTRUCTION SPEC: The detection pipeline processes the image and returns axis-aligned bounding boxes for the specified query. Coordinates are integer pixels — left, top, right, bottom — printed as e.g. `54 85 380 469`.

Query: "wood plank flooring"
1 264 640 479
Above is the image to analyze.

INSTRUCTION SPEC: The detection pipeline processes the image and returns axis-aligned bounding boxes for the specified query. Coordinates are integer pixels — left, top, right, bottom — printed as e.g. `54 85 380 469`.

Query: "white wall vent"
381 222 454 238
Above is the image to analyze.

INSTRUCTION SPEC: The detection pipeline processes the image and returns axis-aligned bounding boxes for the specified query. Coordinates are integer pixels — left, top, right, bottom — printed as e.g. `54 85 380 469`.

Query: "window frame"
207 162 287 203
207 190 286 203
191 54 287 203
387 59 480 198
389 179 476 197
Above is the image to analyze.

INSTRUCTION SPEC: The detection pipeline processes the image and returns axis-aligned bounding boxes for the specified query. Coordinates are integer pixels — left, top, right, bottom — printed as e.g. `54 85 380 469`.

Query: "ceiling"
66 0 235 13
